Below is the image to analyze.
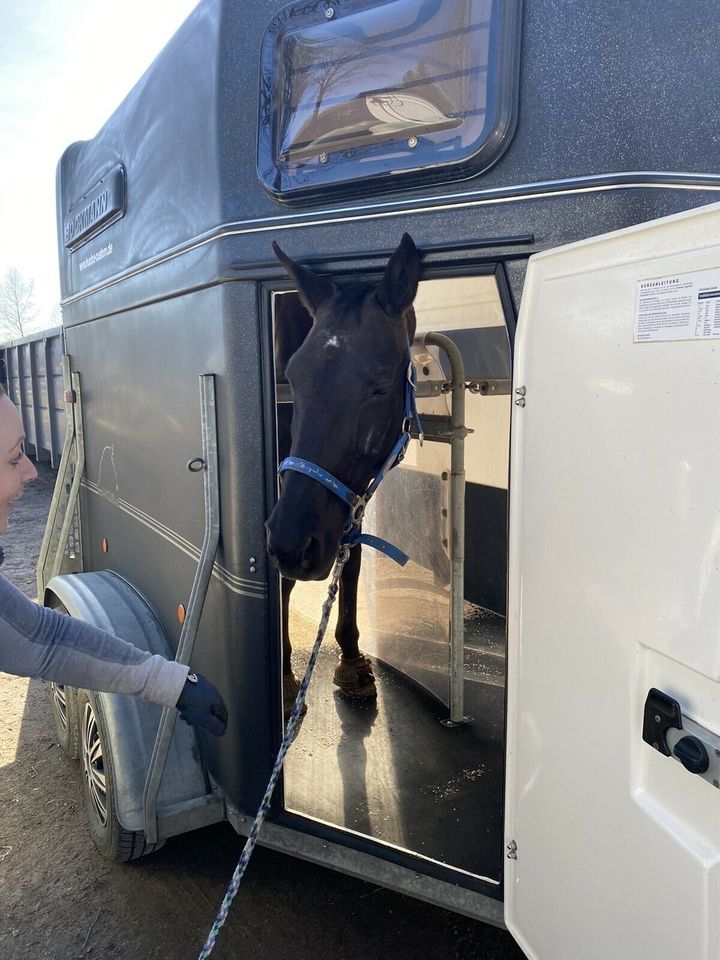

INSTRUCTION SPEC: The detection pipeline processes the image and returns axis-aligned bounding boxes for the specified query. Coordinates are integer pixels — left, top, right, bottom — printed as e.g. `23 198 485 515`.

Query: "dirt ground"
0 462 526 960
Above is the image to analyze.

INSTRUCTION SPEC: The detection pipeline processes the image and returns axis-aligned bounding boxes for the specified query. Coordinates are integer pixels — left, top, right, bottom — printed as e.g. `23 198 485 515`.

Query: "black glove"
176 672 228 736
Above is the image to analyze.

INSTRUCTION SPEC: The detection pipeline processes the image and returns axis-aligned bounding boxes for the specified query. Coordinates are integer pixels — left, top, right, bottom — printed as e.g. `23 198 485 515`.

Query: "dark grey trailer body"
52 0 720 922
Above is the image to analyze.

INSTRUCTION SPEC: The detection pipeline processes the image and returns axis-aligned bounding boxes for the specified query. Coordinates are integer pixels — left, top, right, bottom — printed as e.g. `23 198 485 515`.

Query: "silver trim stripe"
82 478 267 599
62 171 720 307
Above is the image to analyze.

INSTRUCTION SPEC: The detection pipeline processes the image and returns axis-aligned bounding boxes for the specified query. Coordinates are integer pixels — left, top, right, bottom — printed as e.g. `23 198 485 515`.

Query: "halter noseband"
278 349 423 566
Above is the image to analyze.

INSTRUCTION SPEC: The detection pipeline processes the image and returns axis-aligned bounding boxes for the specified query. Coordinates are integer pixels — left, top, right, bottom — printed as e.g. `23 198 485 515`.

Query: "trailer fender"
44 571 209 832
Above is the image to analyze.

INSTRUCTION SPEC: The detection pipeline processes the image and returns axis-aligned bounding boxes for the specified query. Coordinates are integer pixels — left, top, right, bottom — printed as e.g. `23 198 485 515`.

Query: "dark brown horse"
266 235 421 710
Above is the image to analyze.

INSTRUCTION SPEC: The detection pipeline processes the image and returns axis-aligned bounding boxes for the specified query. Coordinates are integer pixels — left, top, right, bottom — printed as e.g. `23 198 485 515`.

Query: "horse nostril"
266 525 324 578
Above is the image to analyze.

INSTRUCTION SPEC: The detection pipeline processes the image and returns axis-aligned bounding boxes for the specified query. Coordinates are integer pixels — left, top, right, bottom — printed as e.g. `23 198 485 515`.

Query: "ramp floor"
282 600 505 884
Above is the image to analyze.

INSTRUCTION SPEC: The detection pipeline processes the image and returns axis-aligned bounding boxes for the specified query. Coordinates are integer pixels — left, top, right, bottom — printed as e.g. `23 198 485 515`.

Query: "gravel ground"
0 462 526 960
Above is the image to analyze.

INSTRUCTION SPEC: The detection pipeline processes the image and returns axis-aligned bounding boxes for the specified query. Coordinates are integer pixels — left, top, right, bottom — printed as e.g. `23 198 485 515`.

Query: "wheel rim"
51 684 68 733
81 701 107 826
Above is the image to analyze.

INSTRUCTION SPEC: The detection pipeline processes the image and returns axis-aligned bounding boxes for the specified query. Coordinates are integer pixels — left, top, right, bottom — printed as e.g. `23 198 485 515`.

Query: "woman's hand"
176 672 228 735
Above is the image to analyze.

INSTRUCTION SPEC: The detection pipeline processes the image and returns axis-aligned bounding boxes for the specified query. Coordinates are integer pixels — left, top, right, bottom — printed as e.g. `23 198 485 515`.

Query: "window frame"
257 0 523 204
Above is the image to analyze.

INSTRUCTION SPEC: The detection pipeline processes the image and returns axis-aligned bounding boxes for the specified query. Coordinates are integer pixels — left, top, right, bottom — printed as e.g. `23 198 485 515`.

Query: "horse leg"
333 544 377 699
281 576 306 720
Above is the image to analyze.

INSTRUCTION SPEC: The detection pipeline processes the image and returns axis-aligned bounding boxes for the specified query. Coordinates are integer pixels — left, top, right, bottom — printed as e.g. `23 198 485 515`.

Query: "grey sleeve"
0 573 188 709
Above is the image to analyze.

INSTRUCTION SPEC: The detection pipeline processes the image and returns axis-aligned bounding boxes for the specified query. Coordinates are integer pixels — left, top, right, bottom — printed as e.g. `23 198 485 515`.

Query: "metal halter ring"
349 496 367 525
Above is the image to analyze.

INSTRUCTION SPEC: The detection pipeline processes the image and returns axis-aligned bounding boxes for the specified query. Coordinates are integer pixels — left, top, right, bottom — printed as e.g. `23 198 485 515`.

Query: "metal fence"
0 326 66 467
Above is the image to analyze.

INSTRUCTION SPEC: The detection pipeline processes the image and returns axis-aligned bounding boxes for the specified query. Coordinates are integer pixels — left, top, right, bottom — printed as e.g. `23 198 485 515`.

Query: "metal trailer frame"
43 0 720 928
0 326 66 467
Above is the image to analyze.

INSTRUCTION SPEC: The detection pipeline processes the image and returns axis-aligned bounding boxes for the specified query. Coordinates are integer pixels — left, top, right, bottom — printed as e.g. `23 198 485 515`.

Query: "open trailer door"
504 200 720 960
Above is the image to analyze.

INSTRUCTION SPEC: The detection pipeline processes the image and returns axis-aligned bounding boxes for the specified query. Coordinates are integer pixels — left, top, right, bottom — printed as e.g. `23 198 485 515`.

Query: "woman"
0 386 227 736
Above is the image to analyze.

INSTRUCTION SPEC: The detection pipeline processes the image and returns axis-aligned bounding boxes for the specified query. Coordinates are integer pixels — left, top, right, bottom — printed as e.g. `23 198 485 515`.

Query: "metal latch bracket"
642 687 720 787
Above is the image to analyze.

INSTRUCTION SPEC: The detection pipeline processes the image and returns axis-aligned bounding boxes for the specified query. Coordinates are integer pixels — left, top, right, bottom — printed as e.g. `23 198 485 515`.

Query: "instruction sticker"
634 268 720 342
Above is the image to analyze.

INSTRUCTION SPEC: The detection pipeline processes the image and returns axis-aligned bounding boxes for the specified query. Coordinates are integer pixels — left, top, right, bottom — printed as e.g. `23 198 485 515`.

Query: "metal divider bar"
15 346 30 452
28 344 43 461
422 333 468 726
50 371 84 582
44 337 59 469
36 357 84 598
143 374 220 845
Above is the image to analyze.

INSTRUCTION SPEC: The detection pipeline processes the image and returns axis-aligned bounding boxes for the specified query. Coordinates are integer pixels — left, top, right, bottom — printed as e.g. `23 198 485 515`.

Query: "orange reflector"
101 538 109 553
177 604 186 624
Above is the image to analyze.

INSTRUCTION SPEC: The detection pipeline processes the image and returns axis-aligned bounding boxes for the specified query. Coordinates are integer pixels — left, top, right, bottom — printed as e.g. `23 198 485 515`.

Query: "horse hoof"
333 654 377 699
283 672 308 724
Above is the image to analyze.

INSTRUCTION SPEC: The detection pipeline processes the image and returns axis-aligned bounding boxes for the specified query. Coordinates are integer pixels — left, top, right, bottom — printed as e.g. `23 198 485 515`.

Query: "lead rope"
196 544 351 960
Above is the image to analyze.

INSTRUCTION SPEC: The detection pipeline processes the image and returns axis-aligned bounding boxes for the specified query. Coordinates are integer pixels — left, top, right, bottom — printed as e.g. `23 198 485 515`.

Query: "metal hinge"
506 839 518 860
514 386 526 407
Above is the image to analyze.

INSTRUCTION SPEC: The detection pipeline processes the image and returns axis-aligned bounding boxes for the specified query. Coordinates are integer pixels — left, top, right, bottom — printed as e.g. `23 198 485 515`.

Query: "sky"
0 0 200 331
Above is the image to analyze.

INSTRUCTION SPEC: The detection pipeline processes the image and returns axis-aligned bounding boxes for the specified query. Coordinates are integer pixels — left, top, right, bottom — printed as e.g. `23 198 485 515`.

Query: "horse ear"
377 233 421 316
273 242 335 316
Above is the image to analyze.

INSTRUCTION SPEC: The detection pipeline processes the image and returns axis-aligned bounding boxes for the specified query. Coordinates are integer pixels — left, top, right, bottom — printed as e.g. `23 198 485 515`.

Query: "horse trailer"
45 1 720 957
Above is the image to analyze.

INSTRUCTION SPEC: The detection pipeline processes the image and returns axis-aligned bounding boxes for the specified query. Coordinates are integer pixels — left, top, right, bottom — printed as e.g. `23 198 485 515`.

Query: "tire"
49 682 80 760
77 688 164 862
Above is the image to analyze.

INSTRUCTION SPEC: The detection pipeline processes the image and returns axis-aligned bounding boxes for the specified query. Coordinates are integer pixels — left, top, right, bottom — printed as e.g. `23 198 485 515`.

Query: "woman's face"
0 395 38 534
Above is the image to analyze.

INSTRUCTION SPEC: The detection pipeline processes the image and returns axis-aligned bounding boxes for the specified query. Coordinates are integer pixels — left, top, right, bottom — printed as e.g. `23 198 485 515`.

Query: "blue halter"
278 352 423 566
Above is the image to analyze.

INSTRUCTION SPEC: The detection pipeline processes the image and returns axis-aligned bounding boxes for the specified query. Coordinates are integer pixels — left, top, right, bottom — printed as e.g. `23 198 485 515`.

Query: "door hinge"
506 839 518 860
514 386 526 407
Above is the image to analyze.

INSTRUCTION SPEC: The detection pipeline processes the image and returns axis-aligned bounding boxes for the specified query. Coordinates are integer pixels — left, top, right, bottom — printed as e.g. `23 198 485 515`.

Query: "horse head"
266 234 421 581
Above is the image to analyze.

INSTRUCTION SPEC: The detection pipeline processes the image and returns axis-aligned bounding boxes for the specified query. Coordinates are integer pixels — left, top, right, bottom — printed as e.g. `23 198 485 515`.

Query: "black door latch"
642 688 682 756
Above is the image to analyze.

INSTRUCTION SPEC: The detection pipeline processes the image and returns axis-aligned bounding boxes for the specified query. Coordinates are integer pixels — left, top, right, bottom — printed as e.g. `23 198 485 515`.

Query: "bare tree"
47 303 61 327
0 267 38 339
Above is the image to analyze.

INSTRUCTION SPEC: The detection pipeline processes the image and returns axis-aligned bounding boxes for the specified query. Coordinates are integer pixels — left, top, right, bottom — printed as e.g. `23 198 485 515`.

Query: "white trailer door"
505 200 720 960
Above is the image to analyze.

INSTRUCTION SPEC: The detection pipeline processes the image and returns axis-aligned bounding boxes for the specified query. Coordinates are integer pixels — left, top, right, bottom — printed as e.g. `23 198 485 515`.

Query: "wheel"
77 688 164 862
46 600 80 759
49 682 80 759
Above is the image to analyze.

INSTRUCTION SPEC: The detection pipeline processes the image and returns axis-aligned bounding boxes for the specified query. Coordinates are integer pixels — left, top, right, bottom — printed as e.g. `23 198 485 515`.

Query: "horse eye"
372 386 389 398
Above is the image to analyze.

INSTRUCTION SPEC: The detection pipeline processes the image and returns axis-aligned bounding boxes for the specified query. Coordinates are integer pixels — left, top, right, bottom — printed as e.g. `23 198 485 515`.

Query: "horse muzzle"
265 510 340 581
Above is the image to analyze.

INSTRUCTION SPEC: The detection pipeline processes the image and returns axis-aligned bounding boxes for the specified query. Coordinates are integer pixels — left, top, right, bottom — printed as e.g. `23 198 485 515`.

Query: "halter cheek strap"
277 349 422 566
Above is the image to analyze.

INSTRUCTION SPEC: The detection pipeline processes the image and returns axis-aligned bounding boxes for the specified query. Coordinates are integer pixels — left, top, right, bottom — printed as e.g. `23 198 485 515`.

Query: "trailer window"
258 0 521 202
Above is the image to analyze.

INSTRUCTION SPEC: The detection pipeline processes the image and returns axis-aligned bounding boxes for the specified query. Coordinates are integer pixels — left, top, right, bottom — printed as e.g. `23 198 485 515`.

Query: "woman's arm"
0 573 188 708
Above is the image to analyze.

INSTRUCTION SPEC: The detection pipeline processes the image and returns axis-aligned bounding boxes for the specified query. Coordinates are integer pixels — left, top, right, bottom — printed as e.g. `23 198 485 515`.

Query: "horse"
266 234 421 714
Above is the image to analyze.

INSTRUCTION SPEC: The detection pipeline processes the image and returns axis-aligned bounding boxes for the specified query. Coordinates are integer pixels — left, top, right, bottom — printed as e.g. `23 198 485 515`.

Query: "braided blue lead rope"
196 546 350 960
